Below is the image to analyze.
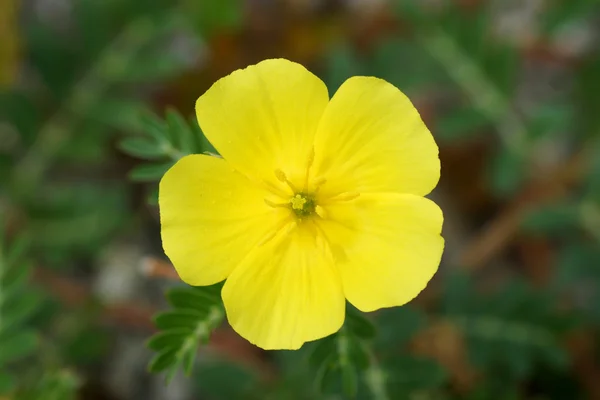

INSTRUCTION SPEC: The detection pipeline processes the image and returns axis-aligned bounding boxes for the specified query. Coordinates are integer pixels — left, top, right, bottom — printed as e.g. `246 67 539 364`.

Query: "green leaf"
0 371 15 394
148 349 178 373
0 262 32 301
187 0 243 35
4 234 30 268
128 162 174 182
116 51 189 83
345 306 376 339
385 356 447 394
0 292 42 332
0 331 38 365
488 149 526 197
436 106 490 141
154 309 211 331
166 109 198 154
325 45 364 93
341 362 358 398
309 331 368 397
118 137 168 159
147 285 225 382
92 99 150 133
375 306 426 349
194 361 258 400
309 335 337 367
147 329 192 351
166 285 222 309
139 112 169 143
521 203 581 235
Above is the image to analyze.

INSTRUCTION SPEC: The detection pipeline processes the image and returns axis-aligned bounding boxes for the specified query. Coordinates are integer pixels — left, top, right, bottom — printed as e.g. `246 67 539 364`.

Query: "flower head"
159 59 444 350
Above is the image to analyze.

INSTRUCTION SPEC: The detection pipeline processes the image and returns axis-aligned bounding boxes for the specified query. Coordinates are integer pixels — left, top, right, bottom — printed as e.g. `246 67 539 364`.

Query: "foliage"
2 0 600 398
0 229 40 395
147 283 225 382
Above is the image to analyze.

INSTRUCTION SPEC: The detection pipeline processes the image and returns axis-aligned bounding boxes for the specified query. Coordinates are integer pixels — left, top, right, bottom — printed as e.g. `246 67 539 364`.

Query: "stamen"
313 177 327 193
315 205 328 219
261 179 291 198
264 199 289 209
275 169 298 192
290 194 307 210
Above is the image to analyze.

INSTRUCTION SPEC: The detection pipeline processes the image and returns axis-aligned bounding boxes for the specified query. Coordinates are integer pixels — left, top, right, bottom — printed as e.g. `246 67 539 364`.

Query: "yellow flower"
159 59 444 350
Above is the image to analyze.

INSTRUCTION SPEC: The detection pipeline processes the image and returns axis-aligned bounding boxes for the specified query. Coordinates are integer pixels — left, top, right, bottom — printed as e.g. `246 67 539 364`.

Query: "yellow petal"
222 224 345 350
318 193 444 312
312 77 440 198
159 155 287 286
195 59 329 191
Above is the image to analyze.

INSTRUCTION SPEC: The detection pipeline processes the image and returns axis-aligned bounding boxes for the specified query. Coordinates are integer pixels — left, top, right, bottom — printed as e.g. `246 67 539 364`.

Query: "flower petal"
196 59 329 190
222 224 345 350
159 155 287 286
312 77 440 197
318 193 444 312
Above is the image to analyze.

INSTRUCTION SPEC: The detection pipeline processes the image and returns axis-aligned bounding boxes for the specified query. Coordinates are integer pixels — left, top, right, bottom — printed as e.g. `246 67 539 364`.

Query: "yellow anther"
306 147 315 169
275 169 287 182
264 199 288 208
313 177 327 192
290 194 307 210
335 192 360 201
315 205 327 219
274 169 298 192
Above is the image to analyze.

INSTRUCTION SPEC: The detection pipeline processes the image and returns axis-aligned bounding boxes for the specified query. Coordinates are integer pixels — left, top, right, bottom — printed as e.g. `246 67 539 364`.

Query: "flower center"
290 193 316 217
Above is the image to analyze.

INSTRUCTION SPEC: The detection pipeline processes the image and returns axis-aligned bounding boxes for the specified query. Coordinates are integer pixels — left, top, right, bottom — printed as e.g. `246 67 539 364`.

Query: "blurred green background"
1 0 600 399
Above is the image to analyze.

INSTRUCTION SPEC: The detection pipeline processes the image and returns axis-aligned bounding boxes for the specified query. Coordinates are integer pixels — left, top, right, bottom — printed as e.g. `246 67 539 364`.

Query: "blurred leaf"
542 0 600 35
436 105 490 141
154 309 210 331
483 44 518 97
1 292 42 332
310 329 372 398
93 98 150 133
26 19 79 97
128 161 174 182
375 306 426 350
120 110 207 191
576 51 600 137
0 331 38 365
25 184 129 260
325 45 364 93
147 284 224 382
443 273 573 381
488 148 526 197
384 356 447 397
522 202 581 235
0 228 42 375
118 137 168 160
166 108 198 155
21 370 80 400
529 103 574 139
195 361 258 400
0 371 15 394
186 0 243 35
0 91 40 146
370 38 445 93
118 53 190 83
345 306 376 340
